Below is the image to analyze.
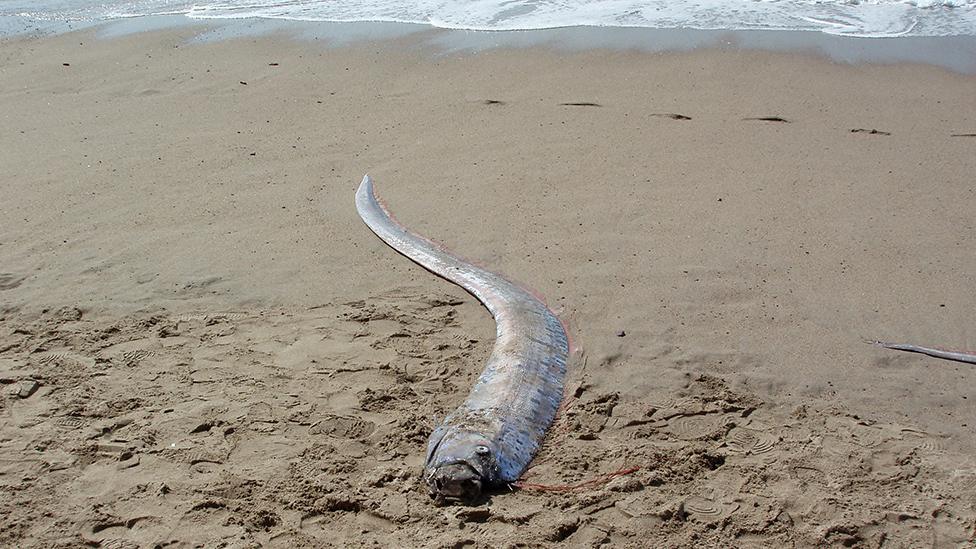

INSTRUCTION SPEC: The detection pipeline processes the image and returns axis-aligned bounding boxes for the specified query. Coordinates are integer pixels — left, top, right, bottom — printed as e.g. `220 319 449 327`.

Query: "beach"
1 21 975 547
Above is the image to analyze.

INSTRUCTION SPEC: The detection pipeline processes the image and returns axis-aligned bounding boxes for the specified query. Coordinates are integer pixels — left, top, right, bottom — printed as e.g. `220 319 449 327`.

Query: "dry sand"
1 24 975 548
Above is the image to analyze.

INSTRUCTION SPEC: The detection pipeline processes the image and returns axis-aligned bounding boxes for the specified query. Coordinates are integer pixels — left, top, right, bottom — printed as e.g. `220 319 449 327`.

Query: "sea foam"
3 0 975 37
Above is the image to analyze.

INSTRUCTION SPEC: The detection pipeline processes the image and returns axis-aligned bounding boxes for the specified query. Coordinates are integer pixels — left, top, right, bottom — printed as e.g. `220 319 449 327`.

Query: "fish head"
424 427 500 504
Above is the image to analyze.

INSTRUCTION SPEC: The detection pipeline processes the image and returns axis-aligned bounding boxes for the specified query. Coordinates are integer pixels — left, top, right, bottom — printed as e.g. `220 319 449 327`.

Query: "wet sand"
1 23 975 547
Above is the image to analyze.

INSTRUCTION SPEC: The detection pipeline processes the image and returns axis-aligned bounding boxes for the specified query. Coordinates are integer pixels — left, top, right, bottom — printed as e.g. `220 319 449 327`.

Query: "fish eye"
475 445 490 456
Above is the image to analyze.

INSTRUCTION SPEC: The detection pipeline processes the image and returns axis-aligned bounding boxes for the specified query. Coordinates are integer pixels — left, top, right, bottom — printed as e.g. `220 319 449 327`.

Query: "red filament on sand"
513 466 641 493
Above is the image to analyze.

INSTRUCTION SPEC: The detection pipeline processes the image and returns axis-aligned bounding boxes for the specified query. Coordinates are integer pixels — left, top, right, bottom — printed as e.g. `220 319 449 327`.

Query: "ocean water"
2 0 975 38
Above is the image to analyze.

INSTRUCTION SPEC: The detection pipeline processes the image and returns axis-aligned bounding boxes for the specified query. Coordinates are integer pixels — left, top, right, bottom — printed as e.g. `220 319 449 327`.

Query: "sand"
1 23 975 548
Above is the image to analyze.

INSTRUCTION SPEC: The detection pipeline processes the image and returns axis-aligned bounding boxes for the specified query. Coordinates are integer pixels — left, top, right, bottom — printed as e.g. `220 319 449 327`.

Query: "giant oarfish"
355 175 569 503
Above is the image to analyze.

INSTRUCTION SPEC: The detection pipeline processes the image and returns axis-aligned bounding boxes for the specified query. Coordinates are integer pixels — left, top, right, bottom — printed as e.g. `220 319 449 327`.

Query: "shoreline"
3 15 976 73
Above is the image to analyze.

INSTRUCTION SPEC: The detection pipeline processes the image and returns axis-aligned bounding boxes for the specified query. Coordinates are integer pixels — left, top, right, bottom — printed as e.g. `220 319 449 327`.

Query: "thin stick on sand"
869 340 976 364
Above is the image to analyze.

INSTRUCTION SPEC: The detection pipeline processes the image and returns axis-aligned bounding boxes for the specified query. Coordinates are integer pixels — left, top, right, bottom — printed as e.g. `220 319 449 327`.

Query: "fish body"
355 175 569 502
871 340 976 364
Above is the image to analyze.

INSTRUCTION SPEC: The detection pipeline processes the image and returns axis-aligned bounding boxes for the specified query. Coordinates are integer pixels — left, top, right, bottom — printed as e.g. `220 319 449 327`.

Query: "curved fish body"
355 175 569 503
871 340 976 364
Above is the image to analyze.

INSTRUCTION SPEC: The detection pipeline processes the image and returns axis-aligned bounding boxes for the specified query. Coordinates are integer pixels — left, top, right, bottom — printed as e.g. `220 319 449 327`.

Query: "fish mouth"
426 462 484 504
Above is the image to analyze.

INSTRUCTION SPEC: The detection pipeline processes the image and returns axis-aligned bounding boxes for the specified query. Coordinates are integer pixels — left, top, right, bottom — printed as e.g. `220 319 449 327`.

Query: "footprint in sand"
667 414 730 440
824 416 886 450
100 540 139 549
97 338 158 363
186 448 225 465
53 416 88 430
644 395 700 416
246 401 274 421
176 312 247 323
186 448 227 474
950 469 976 492
606 400 656 429
790 465 827 485
725 427 778 456
36 352 81 365
300 512 327 530
120 349 154 365
310 414 376 440
172 500 232 537
902 431 948 453
683 496 738 521
645 396 678 411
